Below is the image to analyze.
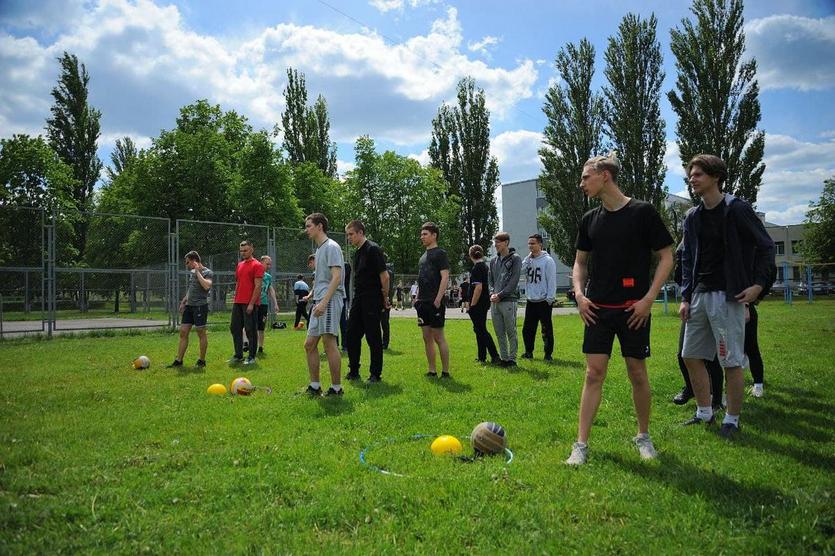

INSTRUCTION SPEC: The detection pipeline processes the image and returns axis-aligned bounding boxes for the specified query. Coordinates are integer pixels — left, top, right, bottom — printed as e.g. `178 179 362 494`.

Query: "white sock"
696 406 714 420
310 382 321 389
723 413 740 426
331 384 342 392
754 383 763 388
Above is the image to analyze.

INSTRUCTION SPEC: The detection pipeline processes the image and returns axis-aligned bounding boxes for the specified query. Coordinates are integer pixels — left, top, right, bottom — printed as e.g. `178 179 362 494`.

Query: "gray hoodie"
489 250 522 302
522 251 557 304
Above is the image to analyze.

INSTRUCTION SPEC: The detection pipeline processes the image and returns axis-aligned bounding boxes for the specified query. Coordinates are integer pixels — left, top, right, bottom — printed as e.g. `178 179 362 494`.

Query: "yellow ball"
207 383 227 395
430 435 463 456
133 355 150 369
230 377 254 396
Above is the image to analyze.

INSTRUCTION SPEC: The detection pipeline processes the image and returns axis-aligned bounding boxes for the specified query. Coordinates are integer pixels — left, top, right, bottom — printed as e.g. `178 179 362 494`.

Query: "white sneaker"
749 384 764 398
633 433 657 460
565 442 588 465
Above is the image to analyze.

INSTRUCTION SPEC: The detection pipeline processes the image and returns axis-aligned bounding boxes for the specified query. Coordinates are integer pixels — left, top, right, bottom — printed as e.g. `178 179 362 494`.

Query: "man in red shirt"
230 240 264 365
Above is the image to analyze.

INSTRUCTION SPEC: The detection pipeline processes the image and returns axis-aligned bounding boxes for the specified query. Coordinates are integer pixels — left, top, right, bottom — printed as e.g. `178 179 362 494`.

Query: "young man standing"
489 232 522 367
303 213 345 397
345 220 389 383
459 277 470 313
230 240 264 365
169 251 213 368
416 222 451 378
679 154 775 438
293 273 311 329
566 153 674 466
521 234 558 360
467 244 500 364
257 255 279 355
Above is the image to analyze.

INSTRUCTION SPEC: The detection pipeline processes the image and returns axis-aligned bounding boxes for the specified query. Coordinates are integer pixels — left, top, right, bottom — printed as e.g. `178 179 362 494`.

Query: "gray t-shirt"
313 238 345 301
186 267 213 306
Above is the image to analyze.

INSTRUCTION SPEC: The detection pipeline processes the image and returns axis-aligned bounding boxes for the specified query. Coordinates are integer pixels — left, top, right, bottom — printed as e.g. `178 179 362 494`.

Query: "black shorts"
415 300 445 328
257 304 269 331
582 307 651 359
182 304 208 328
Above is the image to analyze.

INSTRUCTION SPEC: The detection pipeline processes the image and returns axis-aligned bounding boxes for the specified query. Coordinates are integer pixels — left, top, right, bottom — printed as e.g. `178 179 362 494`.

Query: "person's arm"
573 250 598 325
268 285 279 313
626 245 674 329
545 257 557 305
195 269 212 290
248 277 263 314
313 266 342 316
434 270 449 308
735 203 775 303
380 270 390 309
679 213 695 322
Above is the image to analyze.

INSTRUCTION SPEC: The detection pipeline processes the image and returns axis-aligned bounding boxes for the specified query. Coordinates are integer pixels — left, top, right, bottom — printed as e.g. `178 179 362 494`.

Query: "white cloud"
336 158 356 178
492 129 543 183
368 0 439 14
467 35 500 57
746 15 835 91
408 148 431 166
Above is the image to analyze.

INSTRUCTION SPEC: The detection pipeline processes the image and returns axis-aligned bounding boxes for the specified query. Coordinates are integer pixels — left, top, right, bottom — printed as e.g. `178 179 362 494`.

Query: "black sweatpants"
346 295 384 377
522 300 554 357
230 303 258 359
294 300 309 327
745 304 764 384
677 320 723 402
469 305 499 362
380 307 391 349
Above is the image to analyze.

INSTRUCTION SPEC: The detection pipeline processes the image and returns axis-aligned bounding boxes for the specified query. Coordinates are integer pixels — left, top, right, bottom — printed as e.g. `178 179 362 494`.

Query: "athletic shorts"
308 296 344 337
582 307 651 359
257 304 269 331
682 291 746 368
182 304 208 328
415 300 445 328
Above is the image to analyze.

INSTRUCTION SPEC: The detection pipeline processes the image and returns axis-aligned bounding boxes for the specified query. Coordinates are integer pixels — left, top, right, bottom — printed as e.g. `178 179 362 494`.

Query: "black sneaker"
672 387 694 405
440 372 451 379
345 372 361 381
425 371 438 377
505 360 517 368
258 347 264 354
305 385 322 396
543 354 553 361
682 414 715 426
195 359 206 368
166 359 183 368
227 356 244 365
367 375 381 383
521 352 533 359
323 386 344 397
718 422 740 440
490 358 502 366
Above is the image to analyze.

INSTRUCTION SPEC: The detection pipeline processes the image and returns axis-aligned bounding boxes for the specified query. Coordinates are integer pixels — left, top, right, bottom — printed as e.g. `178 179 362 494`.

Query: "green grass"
1 300 833 554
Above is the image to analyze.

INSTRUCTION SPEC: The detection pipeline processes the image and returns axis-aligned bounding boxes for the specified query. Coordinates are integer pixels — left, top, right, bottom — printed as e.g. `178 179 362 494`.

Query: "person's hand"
312 302 326 317
625 296 653 330
679 301 690 322
246 303 254 315
384 298 391 310
433 299 441 309
576 293 599 325
735 284 763 304
490 293 499 303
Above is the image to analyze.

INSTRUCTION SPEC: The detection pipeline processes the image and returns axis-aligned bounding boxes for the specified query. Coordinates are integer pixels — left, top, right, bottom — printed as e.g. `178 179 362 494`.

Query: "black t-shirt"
352 240 386 298
695 201 726 293
417 247 450 301
575 198 673 305
460 281 470 301
469 262 489 310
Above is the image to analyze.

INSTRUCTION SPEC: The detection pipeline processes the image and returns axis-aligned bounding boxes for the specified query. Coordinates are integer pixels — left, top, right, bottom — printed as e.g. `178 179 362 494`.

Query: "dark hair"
185 250 201 262
687 154 728 187
421 222 439 238
528 234 543 244
469 244 484 259
306 212 329 233
493 231 510 242
296 274 304 280
239 240 253 247
346 220 365 233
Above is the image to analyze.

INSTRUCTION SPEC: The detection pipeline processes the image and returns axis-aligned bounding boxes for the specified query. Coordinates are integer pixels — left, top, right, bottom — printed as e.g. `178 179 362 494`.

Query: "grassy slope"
1 300 833 554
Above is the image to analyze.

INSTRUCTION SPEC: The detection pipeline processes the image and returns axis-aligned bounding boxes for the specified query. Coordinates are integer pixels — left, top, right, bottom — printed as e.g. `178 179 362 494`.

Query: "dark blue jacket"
680 194 775 303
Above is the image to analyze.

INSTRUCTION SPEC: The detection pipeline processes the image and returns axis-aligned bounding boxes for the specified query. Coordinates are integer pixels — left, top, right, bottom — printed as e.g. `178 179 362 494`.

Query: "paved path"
1 318 169 337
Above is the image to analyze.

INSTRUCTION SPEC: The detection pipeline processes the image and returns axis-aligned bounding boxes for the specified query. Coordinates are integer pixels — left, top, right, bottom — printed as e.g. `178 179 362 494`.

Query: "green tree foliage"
280 68 337 178
346 136 462 273
604 13 667 210
801 178 835 266
538 39 605 266
429 77 499 258
668 0 765 204
237 131 302 229
105 137 137 183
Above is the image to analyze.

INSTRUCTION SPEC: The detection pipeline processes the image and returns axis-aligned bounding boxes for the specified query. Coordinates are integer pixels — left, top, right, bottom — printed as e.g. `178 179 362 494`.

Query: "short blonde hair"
260 255 272 263
584 151 620 181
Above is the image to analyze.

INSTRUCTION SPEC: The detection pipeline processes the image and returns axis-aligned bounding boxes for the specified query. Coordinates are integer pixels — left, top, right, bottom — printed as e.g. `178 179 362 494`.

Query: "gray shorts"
682 291 747 368
307 296 343 337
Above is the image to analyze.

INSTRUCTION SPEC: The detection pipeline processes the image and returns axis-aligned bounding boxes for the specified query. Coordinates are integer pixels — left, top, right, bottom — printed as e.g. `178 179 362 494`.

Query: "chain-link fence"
0 206 46 335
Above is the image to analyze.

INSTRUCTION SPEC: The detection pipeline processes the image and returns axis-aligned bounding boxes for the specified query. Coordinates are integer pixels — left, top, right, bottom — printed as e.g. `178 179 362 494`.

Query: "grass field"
1 300 833 554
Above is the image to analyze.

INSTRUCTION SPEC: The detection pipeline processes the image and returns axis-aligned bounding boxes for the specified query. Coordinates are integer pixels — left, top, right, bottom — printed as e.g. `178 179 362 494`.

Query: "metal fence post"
169 230 178 328
662 285 669 315
783 261 791 305
806 265 813 303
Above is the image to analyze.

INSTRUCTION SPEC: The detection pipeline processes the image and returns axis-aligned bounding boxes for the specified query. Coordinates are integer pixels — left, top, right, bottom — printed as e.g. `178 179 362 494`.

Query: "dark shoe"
505 360 517 368
475 358 486 363
521 352 533 359
718 422 740 440
166 359 183 368
323 386 344 397
345 372 361 381
672 387 694 405
367 375 382 383
490 358 502 366
305 385 323 397
258 347 264 354
543 354 553 361
243 357 257 366
195 359 206 368
440 372 451 379
425 371 438 377
682 414 715 426
227 356 244 365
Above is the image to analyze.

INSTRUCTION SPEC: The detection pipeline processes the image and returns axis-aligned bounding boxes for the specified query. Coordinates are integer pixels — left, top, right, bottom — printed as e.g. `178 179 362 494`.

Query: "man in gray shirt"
168 250 213 368
489 231 522 367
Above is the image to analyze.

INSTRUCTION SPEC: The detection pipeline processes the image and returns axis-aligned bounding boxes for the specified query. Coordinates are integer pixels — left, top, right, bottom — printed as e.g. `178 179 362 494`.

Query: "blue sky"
2 0 834 225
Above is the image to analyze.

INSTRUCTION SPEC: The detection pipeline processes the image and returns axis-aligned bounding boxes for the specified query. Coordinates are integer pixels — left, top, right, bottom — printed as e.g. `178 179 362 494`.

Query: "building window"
791 240 803 254
776 267 784 281
775 241 785 255
792 266 802 281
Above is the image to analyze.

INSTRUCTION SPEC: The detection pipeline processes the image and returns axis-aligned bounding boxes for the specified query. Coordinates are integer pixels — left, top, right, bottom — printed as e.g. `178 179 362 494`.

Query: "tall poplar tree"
604 13 667 210
668 0 765 204
429 77 499 259
280 68 337 178
538 39 605 266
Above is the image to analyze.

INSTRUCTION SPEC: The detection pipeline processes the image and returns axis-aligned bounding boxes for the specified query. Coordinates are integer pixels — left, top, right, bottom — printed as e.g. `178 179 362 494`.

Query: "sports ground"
0 300 832 553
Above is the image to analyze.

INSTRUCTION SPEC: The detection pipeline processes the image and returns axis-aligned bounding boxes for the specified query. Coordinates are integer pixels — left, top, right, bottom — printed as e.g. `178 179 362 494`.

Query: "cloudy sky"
2 0 834 225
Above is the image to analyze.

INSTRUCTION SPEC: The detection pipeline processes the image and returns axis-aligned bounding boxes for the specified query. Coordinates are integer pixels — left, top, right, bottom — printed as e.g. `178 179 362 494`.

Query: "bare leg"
176 325 191 361
322 334 342 387
577 354 609 443
421 326 436 372
625 357 651 435
433 328 450 373
725 366 744 415
684 358 712 407
196 328 208 360
305 335 321 383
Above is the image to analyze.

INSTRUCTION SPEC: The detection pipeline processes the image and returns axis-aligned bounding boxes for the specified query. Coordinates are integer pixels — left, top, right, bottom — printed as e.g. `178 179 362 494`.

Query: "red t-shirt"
234 258 265 304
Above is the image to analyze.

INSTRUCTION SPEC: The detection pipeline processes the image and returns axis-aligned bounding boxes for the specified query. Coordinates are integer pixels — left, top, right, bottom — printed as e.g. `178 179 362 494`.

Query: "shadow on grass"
357 381 404 399
603 451 785 522
744 400 834 444
316 396 355 416
176 365 206 375
383 349 404 356
507 364 550 381
427 376 473 393
547 358 585 370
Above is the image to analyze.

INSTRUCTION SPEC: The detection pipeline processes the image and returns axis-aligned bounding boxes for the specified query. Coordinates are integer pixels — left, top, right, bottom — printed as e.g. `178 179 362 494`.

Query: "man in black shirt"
566 153 674 466
344 220 389 383
416 222 451 377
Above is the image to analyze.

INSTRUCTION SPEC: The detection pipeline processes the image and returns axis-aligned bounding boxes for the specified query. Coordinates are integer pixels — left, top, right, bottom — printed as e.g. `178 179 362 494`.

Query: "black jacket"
680 194 775 303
